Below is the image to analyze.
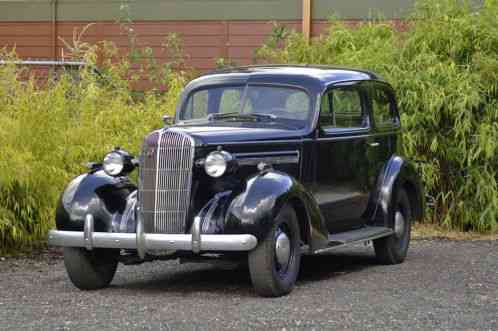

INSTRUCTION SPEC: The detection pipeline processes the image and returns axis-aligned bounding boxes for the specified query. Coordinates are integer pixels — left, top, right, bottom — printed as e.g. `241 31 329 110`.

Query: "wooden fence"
0 1 414 72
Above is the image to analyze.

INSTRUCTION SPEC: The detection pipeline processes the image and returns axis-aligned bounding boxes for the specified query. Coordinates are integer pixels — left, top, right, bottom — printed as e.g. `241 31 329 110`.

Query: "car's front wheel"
248 204 302 297
63 247 118 290
374 188 412 264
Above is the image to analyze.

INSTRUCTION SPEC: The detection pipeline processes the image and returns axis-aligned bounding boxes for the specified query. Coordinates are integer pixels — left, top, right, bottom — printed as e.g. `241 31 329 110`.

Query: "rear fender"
371 156 425 226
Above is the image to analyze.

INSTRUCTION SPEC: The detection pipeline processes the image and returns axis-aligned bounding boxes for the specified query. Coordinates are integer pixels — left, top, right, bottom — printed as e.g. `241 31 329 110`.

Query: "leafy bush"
256 0 498 233
0 42 189 252
1 0 497 253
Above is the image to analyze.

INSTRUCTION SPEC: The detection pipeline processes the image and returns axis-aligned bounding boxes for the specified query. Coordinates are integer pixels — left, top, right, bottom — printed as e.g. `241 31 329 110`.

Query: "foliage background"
0 0 497 252
255 0 498 233
0 38 190 252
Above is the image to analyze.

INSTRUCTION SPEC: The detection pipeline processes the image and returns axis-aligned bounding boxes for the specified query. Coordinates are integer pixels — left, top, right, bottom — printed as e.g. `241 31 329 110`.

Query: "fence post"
51 0 58 60
302 0 312 43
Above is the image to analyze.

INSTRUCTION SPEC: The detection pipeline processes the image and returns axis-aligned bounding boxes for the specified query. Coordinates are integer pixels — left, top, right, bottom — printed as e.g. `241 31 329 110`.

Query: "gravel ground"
1 240 497 331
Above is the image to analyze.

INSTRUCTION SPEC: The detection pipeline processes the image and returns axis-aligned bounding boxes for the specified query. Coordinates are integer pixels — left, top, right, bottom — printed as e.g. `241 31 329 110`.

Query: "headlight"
103 151 125 176
204 151 233 178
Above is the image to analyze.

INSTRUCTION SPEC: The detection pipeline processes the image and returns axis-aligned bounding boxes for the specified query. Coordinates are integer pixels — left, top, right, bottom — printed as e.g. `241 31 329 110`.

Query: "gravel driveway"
1 240 497 331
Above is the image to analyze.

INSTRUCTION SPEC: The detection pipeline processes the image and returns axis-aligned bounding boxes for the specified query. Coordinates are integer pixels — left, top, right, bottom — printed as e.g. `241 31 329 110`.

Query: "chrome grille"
138 129 195 234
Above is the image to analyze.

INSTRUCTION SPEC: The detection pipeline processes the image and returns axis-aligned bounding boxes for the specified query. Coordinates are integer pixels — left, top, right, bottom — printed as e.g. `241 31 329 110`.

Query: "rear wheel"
248 204 302 297
63 247 118 290
374 188 412 264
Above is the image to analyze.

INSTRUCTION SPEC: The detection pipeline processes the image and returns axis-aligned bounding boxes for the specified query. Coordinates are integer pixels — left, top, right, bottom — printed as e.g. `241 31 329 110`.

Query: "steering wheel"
264 108 308 120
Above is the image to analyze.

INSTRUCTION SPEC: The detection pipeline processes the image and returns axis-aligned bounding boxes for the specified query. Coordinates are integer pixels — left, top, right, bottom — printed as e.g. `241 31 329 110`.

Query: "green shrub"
256 0 498 233
1 0 497 253
0 43 188 253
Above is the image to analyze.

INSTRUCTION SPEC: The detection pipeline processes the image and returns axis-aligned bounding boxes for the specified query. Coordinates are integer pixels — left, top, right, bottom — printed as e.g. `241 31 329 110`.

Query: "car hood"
172 123 304 145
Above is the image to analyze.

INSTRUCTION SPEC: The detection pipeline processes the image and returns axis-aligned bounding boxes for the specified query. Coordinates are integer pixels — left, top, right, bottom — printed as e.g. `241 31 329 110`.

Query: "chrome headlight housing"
103 152 124 176
102 148 136 176
204 151 233 178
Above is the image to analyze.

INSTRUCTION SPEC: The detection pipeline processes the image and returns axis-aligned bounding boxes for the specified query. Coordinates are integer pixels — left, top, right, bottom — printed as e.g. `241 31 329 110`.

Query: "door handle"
368 142 380 147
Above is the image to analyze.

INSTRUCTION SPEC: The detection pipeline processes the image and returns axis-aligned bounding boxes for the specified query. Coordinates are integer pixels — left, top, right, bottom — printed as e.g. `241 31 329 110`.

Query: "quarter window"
320 86 367 129
371 86 396 127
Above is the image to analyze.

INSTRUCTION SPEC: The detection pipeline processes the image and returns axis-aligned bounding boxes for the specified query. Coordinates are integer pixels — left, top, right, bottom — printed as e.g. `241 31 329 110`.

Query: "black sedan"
49 65 424 297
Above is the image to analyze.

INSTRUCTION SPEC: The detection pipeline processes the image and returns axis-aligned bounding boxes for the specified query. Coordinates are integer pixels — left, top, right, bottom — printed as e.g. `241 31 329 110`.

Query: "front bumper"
48 214 258 258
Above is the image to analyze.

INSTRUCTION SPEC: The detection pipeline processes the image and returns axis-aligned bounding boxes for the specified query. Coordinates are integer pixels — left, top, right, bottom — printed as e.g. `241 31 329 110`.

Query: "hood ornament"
162 115 173 127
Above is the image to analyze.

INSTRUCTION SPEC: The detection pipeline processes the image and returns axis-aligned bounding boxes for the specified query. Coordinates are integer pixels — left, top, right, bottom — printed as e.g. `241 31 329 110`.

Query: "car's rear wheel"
374 188 412 264
248 204 302 297
63 247 118 290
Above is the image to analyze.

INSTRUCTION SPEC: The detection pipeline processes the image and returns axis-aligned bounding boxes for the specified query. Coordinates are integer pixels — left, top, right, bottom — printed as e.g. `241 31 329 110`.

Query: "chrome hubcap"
275 231 291 268
394 211 405 238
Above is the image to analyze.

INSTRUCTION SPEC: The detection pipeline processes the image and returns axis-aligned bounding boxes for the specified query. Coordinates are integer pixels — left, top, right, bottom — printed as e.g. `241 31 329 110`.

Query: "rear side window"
319 86 368 130
371 85 398 128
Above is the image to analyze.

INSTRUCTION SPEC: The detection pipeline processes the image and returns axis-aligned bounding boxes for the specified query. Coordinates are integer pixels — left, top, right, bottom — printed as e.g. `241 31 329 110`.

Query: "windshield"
179 85 311 129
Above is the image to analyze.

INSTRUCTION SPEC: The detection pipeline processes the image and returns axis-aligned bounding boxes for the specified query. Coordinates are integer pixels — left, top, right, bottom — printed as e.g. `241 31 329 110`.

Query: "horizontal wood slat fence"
0 0 412 85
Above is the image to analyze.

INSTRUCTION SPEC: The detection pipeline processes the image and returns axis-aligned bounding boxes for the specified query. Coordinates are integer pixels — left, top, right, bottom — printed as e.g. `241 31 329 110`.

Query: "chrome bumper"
48 214 258 258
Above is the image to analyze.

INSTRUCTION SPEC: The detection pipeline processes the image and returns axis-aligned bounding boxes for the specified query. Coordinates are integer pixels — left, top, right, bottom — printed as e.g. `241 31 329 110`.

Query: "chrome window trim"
202 129 398 146
179 82 314 130
318 80 372 133
316 130 400 142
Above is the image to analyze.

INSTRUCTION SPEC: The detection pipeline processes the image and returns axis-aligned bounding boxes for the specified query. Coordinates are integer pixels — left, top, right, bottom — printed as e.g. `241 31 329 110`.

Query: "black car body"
49 65 424 297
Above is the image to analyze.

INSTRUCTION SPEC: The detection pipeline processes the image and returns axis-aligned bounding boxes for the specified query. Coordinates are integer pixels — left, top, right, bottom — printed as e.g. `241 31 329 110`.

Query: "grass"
412 223 498 241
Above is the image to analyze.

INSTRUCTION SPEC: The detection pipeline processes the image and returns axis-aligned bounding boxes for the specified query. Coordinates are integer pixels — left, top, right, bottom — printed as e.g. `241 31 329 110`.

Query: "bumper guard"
48 213 258 258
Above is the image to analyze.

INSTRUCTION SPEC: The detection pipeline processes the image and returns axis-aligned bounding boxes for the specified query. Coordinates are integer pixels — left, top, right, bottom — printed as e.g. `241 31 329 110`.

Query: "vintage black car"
49 65 424 297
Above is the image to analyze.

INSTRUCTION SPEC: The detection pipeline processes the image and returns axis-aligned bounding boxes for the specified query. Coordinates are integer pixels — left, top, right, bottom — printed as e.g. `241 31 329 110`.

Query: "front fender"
223 170 328 251
373 155 425 226
55 170 137 232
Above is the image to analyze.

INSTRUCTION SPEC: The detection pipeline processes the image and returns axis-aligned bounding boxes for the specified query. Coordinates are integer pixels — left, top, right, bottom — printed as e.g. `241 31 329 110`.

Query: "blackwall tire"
248 204 302 297
63 247 118 290
374 188 412 265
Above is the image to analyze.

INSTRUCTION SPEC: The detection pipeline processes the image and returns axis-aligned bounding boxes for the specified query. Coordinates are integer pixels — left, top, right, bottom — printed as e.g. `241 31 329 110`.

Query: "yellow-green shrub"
1 0 497 253
0 46 188 252
256 0 498 233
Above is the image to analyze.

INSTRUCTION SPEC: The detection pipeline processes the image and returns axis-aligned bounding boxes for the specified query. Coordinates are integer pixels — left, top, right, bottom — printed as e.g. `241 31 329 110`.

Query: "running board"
313 226 393 254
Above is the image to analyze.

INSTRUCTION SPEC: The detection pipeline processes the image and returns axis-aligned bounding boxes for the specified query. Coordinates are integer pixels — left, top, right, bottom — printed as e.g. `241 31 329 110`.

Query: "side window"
371 85 397 127
319 86 367 129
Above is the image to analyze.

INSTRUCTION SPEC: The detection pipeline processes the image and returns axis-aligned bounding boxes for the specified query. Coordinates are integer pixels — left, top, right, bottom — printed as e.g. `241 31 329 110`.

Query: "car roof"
207 64 381 80
186 65 385 93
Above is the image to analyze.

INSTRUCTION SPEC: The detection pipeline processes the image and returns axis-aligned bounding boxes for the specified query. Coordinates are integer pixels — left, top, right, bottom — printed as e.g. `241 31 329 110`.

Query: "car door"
312 81 373 233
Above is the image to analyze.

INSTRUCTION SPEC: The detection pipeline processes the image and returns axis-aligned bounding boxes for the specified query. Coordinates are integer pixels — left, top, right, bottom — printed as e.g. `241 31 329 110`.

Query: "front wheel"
248 204 302 297
63 247 118 290
374 188 412 265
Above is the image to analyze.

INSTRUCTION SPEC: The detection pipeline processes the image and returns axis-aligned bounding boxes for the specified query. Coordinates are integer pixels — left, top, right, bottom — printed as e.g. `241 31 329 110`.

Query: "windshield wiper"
207 112 277 122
